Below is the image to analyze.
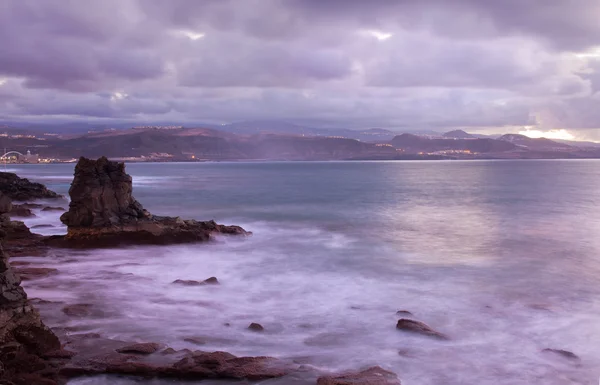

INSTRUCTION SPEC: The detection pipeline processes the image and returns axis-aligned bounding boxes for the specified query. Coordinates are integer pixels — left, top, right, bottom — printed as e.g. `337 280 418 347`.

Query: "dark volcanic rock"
317 366 401 385
116 342 161 355
396 319 448 340
10 204 36 218
0 192 63 385
57 156 248 247
0 172 62 201
248 323 264 332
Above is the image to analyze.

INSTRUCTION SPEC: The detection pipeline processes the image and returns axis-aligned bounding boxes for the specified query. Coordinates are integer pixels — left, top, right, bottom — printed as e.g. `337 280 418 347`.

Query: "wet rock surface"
317 366 401 385
60 340 295 382
396 319 448 340
56 156 248 247
0 192 65 385
0 172 62 201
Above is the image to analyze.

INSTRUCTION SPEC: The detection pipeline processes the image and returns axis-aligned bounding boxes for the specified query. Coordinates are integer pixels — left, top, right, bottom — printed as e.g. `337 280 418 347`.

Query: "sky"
1 0 600 139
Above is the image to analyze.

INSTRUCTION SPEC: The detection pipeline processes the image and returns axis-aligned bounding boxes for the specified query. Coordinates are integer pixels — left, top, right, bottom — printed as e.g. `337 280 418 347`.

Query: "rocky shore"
0 157 417 384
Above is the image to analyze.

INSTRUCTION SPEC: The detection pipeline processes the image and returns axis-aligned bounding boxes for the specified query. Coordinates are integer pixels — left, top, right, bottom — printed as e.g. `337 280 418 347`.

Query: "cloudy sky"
1 0 600 138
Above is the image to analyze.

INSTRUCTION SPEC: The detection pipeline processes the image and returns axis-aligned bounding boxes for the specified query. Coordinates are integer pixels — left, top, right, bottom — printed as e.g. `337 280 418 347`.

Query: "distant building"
22 150 40 163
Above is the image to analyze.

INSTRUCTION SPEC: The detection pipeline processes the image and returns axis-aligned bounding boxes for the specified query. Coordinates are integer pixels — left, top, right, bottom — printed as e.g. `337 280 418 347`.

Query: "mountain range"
0 121 599 161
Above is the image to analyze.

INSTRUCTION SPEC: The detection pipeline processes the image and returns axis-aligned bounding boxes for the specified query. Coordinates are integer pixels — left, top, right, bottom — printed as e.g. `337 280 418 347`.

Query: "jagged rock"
116 342 161 355
0 172 62 201
317 366 401 385
396 319 448 340
248 323 264 332
0 192 63 384
57 156 248 247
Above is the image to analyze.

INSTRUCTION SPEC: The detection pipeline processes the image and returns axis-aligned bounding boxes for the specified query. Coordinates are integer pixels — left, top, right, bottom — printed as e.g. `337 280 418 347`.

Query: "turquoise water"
9 160 600 385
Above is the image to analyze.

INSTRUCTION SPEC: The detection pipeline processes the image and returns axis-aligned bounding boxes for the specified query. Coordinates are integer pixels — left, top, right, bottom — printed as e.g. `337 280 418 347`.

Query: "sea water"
8 160 600 385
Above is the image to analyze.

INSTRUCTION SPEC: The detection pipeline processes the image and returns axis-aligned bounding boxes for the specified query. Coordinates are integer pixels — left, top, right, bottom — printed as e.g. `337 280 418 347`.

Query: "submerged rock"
317 366 401 385
116 342 161 355
542 348 580 361
57 156 248 247
396 319 448 340
42 206 65 212
14 267 58 281
0 172 62 201
62 304 93 317
396 310 413 316
10 204 36 218
61 349 294 381
0 192 64 385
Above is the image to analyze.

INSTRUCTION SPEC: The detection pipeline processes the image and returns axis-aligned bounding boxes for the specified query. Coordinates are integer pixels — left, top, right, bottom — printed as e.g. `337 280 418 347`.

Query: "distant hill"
390 133 517 153
497 134 572 150
442 130 475 139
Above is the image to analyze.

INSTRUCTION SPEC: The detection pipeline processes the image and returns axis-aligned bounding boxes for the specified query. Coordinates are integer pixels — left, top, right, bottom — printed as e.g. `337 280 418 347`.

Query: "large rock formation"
59 156 247 247
0 192 64 385
0 172 62 201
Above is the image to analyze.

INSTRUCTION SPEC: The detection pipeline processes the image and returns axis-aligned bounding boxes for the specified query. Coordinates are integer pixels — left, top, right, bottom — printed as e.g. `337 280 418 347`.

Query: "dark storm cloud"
0 0 599 133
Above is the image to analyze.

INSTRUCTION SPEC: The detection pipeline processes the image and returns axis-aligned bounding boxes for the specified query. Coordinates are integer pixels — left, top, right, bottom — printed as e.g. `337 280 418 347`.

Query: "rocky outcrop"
317 366 401 385
0 192 65 385
58 156 248 247
0 172 62 201
60 348 294 381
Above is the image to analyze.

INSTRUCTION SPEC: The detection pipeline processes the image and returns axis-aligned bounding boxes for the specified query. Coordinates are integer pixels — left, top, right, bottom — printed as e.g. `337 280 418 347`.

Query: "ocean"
8 160 600 385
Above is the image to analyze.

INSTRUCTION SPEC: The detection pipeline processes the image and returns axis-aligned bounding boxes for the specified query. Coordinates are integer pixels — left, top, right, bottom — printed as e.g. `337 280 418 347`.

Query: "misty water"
8 160 600 385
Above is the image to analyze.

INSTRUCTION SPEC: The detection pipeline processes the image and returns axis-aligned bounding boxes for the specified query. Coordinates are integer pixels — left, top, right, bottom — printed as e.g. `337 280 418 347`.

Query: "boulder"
248 323 264 332
0 172 62 201
396 319 448 340
58 156 248 247
0 192 63 384
317 366 401 385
